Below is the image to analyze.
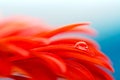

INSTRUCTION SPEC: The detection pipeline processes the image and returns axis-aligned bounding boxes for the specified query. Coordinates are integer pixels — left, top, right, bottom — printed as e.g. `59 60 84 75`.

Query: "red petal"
64 60 95 80
9 75 31 80
37 23 89 38
0 59 12 76
13 58 57 80
32 44 113 72
50 37 99 49
59 51 114 72
1 37 48 50
31 52 67 76
0 16 50 37
79 61 114 80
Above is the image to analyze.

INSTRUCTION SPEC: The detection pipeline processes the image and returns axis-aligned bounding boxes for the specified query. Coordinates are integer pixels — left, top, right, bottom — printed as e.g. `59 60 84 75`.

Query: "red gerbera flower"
0 16 114 80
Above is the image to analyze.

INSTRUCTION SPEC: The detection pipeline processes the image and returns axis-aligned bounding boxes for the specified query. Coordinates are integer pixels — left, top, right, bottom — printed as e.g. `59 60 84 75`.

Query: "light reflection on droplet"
74 41 88 51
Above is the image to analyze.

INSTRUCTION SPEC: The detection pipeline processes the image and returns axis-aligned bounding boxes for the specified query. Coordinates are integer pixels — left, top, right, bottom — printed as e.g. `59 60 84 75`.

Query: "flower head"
0 16 114 80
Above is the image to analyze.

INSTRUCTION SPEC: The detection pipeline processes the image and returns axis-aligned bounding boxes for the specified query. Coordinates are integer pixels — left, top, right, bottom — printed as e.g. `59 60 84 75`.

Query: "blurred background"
0 0 120 80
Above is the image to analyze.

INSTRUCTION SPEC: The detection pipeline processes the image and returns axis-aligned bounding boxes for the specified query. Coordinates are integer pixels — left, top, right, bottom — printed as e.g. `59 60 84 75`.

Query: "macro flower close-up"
0 16 114 80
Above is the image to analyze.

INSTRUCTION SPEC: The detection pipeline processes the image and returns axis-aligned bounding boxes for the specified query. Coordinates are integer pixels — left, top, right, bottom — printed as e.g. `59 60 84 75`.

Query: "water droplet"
74 41 88 50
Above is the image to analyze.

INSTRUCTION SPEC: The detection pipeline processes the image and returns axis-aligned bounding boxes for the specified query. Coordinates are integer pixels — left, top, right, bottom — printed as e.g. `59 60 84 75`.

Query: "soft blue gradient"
0 0 120 80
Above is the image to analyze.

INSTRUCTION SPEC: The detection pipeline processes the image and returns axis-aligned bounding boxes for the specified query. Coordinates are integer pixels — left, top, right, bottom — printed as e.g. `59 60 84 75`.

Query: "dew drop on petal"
74 41 88 51
75 41 96 56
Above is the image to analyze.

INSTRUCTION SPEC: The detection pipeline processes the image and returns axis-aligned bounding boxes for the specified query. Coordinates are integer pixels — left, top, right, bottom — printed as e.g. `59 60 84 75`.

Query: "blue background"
0 0 120 80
